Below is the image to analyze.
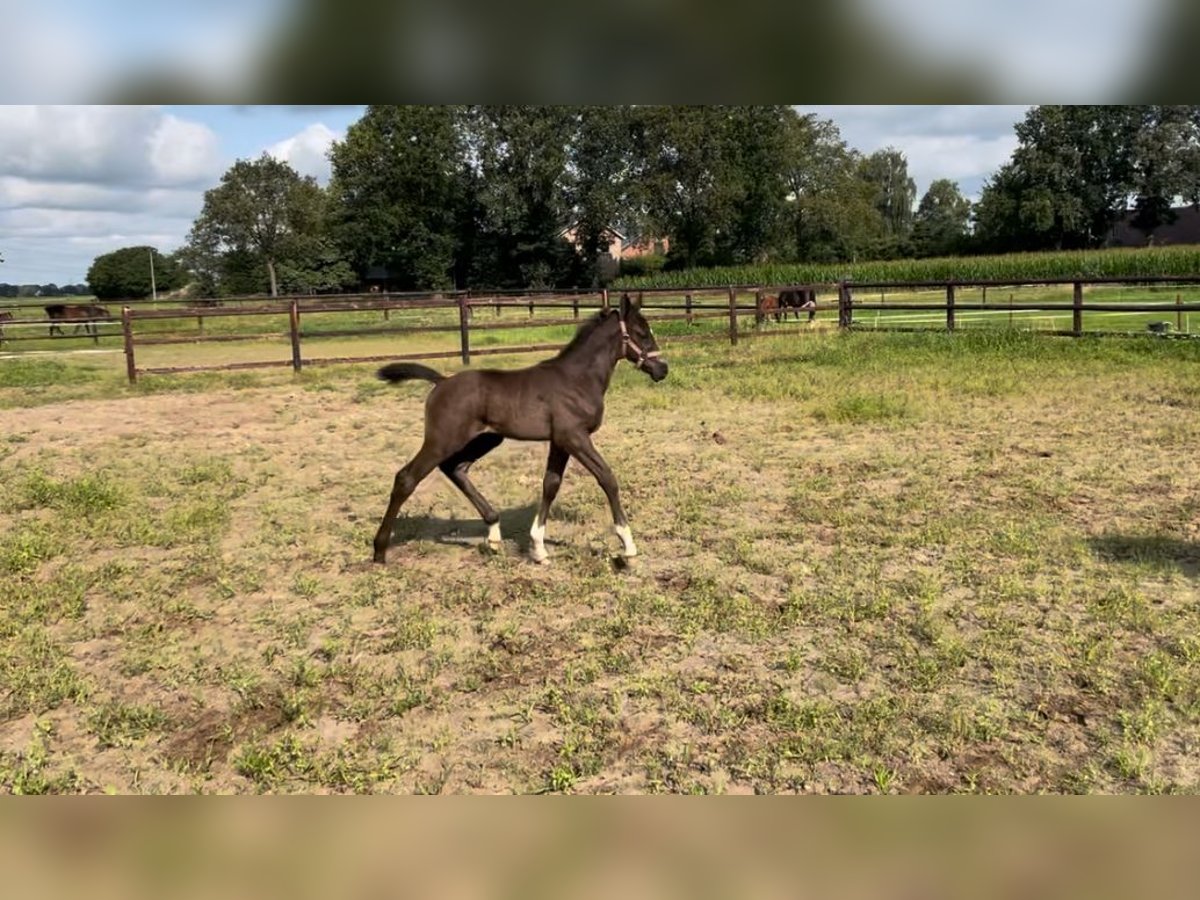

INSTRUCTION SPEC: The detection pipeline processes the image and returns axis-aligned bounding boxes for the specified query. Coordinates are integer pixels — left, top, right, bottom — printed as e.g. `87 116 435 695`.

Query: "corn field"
612 246 1200 289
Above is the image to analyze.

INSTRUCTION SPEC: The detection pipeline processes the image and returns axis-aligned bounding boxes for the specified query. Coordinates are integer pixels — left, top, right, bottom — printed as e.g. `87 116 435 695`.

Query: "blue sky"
1 105 1026 286
166 106 366 169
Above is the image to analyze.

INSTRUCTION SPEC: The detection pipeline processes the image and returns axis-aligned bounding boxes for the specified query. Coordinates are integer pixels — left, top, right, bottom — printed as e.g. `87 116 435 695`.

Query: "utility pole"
149 248 157 301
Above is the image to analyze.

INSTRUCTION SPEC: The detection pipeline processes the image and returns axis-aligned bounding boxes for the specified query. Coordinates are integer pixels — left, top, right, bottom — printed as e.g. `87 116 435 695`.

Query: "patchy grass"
2 330 1200 793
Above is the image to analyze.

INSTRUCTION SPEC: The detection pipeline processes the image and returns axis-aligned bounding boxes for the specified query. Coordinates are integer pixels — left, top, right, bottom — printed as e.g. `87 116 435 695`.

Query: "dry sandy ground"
3 338 1200 793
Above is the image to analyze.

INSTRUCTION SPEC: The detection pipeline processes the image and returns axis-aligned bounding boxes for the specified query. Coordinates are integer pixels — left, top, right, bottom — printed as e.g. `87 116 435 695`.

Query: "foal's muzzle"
645 358 668 382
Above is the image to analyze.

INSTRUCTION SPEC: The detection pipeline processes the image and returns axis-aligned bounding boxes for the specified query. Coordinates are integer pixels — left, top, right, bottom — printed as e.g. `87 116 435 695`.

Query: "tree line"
78 105 1200 299
0 283 91 298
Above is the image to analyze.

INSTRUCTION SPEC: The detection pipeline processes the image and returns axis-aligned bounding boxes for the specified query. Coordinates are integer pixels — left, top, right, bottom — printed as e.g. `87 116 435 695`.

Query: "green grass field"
3 328 1200 793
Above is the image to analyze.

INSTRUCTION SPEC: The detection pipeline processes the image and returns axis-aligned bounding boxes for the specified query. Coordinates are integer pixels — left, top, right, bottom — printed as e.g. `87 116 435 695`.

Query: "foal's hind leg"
438 433 505 549
530 444 569 564
372 442 444 564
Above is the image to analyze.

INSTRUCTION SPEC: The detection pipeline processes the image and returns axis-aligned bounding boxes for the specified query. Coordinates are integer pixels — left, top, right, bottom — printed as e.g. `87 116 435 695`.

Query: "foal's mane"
555 308 617 358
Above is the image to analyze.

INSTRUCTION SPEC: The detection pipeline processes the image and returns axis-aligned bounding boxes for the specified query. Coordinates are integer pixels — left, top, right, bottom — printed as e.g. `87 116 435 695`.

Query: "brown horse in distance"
45 303 113 342
372 293 668 566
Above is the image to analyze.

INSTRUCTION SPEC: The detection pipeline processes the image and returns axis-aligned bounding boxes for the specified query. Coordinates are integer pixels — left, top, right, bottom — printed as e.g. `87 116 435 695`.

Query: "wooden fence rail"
94 275 1200 382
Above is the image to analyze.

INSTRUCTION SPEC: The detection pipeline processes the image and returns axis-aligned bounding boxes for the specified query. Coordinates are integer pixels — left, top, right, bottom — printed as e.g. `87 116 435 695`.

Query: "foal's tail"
377 362 447 384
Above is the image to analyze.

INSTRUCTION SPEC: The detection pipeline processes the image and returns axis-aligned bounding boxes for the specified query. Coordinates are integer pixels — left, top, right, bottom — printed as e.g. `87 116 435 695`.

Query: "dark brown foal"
372 292 667 565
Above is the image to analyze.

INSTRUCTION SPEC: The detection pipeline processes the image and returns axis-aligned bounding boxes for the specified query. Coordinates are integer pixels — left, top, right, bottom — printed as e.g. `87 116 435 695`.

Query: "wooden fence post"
289 300 303 372
459 295 471 365
1072 281 1083 336
572 294 579 319
946 283 956 332
838 282 853 329
602 289 610 312
754 289 764 328
728 286 739 345
685 292 693 326
122 306 137 384
1176 291 1182 332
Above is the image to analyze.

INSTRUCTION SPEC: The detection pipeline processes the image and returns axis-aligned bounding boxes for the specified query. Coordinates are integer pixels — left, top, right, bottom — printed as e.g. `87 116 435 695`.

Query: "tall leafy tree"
327 105 467 290
465 106 578 288
635 106 743 269
912 179 972 257
720 106 792 264
567 106 641 285
87 246 185 299
972 105 1200 251
781 113 886 263
186 154 326 297
859 148 917 244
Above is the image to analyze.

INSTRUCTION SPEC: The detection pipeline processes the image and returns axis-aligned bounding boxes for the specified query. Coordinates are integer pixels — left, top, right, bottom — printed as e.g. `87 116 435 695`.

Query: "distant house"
1106 206 1200 247
557 224 670 260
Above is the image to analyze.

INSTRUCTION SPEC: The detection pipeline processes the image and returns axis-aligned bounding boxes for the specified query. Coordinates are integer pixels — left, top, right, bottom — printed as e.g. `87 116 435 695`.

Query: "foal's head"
618 293 668 382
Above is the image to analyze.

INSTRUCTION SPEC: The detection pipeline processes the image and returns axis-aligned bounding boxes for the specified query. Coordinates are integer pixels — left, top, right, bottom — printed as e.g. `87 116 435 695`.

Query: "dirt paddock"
3 333 1200 793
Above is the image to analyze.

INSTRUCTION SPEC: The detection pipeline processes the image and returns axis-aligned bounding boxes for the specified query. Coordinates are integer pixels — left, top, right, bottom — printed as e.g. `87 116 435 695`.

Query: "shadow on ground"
1088 533 1200 578
385 502 542 551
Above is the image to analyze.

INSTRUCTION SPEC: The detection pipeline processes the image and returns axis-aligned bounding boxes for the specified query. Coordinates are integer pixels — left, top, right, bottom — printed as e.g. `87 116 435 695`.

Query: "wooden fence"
839 276 1200 335
10 276 1200 379
118 287 795 383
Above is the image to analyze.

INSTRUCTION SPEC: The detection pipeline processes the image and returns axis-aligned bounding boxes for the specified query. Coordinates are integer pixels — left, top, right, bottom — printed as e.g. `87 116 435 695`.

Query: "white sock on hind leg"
530 516 548 562
614 524 638 558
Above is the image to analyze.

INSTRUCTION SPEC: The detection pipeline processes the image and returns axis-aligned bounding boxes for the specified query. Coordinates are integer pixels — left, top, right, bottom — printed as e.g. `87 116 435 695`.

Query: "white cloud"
0 106 221 187
0 106 221 283
266 123 340 184
0 178 204 217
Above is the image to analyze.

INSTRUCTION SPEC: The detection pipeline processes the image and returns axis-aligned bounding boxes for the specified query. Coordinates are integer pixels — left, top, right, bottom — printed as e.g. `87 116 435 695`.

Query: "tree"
567 106 642 285
635 106 745 269
720 106 792 264
912 179 972 257
971 106 1200 251
858 148 917 253
465 106 579 288
87 246 184 300
187 154 326 297
327 105 468 291
781 113 886 263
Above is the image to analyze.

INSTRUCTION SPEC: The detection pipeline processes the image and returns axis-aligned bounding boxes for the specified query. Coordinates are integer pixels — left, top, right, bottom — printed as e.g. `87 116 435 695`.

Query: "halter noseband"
618 314 661 371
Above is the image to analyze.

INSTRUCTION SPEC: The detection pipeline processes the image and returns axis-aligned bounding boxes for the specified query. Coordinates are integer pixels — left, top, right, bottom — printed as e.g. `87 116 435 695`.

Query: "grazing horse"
779 289 817 322
45 303 113 341
0 311 11 346
372 292 668 565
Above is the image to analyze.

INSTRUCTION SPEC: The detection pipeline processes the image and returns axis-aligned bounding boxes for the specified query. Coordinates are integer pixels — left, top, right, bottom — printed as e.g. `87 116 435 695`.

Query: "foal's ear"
620 292 641 315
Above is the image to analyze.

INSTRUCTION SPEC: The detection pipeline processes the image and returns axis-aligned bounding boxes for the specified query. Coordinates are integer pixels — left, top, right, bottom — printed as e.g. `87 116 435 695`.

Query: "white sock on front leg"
487 521 502 548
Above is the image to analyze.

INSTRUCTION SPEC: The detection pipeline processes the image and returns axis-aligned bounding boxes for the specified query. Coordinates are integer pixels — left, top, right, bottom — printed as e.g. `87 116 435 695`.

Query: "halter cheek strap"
618 317 661 370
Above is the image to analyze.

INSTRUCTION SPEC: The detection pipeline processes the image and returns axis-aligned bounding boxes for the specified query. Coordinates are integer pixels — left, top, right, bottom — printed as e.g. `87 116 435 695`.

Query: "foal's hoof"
484 540 503 554
612 553 639 571
530 549 550 565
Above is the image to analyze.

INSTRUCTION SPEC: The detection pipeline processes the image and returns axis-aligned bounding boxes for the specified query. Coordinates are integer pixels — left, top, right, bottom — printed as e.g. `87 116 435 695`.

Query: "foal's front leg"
561 434 638 559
